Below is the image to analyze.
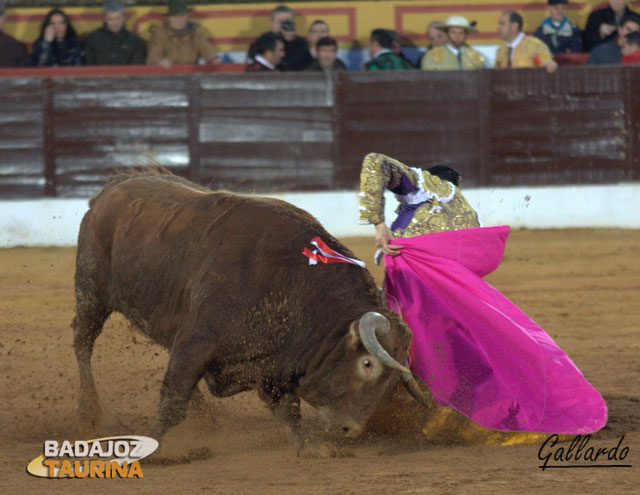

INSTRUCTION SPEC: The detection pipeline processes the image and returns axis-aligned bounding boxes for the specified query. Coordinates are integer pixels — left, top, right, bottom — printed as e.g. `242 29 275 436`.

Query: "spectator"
426 21 447 50
307 36 346 71
307 19 329 58
265 5 312 71
621 30 640 63
245 32 284 72
583 0 637 52
30 8 83 67
85 0 145 65
421 15 485 70
495 11 558 73
534 0 582 54
388 30 418 68
416 20 446 68
146 0 217 68
586 13 640 64
364 28 413 70
0 0 27 67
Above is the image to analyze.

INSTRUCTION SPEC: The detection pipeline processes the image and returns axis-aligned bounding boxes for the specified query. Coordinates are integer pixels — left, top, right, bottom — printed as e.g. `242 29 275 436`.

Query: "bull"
72 171 430 456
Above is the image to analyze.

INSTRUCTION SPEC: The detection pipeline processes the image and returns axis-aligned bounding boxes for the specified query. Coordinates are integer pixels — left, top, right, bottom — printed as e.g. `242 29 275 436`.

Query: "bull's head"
296 311 431 438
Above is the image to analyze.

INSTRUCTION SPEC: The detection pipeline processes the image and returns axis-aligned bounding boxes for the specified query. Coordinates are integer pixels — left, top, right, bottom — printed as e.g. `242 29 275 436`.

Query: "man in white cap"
421 15 485 70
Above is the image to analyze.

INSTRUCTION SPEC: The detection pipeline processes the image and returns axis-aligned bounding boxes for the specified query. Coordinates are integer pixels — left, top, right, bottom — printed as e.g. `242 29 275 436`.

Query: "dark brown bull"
72 171 429 456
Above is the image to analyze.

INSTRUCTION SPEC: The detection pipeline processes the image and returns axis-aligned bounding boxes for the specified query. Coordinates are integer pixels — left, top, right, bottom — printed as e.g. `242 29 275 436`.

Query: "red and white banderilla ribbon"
302 237 366 268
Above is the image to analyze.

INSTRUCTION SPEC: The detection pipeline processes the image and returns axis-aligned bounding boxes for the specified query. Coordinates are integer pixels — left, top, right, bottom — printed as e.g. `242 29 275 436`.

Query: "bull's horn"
402 372 433 409
358 312 411 374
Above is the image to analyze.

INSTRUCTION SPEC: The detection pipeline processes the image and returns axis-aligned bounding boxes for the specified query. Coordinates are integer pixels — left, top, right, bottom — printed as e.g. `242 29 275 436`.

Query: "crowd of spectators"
1 0 640 71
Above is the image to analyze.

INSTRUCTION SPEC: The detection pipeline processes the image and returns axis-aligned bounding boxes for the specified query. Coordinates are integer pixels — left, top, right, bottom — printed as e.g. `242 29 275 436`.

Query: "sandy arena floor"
0 229 638 494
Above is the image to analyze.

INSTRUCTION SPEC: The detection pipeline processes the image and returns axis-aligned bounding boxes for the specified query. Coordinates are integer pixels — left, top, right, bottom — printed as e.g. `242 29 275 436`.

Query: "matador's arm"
358 153 419 225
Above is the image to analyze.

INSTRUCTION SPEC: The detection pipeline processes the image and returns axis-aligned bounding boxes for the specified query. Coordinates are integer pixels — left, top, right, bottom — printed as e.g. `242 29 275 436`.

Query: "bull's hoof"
297 442 354 459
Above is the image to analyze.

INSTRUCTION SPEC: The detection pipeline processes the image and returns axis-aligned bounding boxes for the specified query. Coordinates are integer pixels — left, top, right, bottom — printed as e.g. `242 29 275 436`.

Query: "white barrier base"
1 183 638 247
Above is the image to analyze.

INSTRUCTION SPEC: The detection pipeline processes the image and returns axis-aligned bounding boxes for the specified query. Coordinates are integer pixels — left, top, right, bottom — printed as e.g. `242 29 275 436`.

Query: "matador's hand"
375 223 403 256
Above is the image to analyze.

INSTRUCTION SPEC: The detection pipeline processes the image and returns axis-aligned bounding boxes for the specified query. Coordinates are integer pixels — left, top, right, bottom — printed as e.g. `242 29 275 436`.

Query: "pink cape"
384 226 607 434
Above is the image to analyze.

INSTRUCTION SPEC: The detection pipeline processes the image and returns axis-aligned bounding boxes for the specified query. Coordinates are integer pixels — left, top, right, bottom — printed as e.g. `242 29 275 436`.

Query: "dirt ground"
0 229 638 494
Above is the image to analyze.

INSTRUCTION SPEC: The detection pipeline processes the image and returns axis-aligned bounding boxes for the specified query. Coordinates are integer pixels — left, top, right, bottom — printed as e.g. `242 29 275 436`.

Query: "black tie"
507 46 512 67
457 51 463 69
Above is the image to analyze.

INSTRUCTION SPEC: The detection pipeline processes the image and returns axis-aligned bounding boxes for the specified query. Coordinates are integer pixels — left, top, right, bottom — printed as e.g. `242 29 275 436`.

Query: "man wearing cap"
495 10 558 73
146 0 217 68
85 0 145 65
0 0 27 67
420 16 485 70
534 0 582 54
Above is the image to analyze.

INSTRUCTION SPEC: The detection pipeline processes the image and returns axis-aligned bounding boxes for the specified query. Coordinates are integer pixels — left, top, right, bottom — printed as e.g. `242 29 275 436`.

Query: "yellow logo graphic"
27 436 158 479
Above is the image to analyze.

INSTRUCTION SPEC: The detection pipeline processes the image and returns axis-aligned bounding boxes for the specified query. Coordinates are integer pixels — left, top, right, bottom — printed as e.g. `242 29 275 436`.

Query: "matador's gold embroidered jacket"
358 153 479 238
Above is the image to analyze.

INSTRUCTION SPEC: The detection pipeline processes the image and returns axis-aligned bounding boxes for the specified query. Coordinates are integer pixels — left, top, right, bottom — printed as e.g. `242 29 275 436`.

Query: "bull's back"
77 174 328 344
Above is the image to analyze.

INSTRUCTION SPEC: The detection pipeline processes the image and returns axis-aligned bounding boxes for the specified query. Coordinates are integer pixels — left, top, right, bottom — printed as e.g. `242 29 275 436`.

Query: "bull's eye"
358 356 380 379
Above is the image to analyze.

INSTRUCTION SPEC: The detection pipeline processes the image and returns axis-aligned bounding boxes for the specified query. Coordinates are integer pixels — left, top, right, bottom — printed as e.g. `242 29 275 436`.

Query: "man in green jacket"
85 0 145 65
364 29 413 70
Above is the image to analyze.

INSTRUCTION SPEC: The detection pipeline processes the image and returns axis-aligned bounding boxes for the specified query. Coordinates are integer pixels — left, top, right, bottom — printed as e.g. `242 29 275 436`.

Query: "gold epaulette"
422 173 453 200
468 47 485 64
524 36 543 55
428 46 446 64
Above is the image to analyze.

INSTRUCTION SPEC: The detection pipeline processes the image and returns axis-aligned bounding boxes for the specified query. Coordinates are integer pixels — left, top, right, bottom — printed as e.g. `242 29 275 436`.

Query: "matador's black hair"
427 165 461 186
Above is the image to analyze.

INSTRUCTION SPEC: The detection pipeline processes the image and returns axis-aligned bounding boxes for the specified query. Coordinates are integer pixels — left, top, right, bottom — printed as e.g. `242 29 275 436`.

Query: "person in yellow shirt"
495 10 558 73
421 15 485 70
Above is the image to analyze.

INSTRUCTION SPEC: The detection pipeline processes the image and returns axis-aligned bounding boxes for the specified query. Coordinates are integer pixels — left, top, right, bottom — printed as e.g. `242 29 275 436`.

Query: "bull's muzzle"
318 407 364 438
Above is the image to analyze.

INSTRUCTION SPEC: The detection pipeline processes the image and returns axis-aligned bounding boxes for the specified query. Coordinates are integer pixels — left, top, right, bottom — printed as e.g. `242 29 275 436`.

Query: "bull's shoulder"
90 172 211 207
111 172 211 194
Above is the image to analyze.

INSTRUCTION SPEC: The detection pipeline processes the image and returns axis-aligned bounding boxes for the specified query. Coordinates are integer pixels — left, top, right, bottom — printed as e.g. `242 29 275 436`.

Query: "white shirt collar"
446 44 460 56
255 54 275 70
507 32 525 49
373 48 391 59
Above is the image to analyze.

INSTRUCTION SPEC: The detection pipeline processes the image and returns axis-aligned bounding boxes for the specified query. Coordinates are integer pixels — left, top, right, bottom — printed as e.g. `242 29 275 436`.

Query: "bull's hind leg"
71 294 111 434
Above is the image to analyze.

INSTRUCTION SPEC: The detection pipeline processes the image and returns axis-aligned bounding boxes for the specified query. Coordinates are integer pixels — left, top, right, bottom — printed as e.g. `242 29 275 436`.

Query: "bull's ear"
399 320 413 341
346 320 360 349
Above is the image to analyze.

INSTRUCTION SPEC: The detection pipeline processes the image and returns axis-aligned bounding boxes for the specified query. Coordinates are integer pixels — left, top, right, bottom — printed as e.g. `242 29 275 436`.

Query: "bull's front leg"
258 388 350 458
150 334 213 439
